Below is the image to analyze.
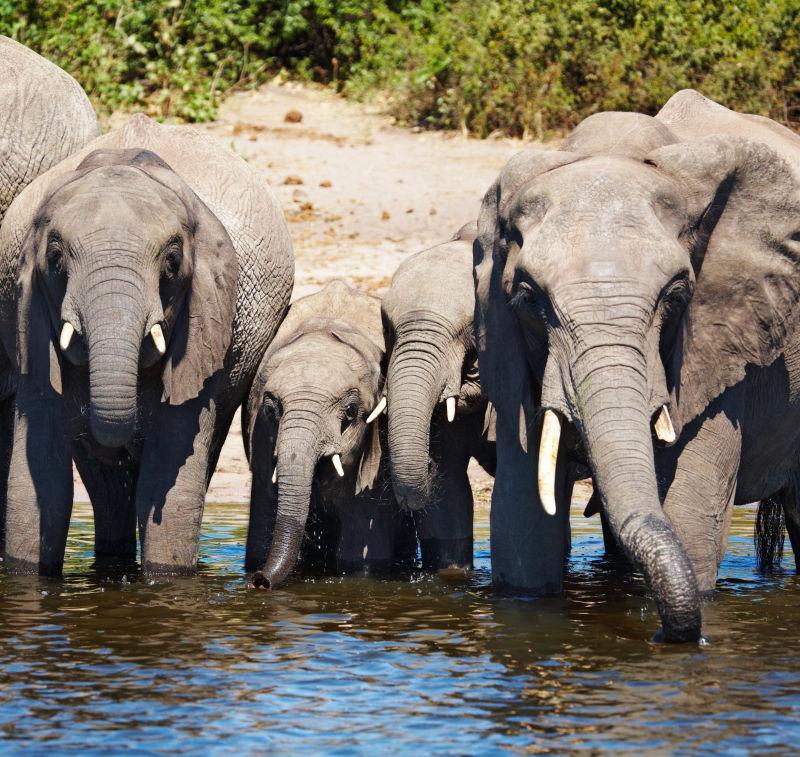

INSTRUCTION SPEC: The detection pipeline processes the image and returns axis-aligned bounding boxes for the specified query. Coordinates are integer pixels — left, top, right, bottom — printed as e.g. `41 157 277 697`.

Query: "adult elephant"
0 114 293 575
0 37 99 541
245 280 415 588
383 223 496 571
474 90 800 642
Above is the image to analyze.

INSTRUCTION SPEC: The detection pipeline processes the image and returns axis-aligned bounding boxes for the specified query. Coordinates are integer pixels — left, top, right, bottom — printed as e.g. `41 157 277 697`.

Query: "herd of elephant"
2 37 800 644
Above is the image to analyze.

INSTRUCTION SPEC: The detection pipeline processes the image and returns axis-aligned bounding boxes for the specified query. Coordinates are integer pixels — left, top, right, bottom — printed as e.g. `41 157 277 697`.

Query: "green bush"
1 0 798 135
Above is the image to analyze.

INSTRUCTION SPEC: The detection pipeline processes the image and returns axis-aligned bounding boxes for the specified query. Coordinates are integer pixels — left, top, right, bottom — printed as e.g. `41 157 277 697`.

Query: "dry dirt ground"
76 81 529 506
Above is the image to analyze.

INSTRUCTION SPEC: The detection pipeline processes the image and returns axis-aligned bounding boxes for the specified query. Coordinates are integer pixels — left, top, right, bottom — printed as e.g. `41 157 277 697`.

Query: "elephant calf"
244 280 415 588
0 114 293 575
382 223 496 572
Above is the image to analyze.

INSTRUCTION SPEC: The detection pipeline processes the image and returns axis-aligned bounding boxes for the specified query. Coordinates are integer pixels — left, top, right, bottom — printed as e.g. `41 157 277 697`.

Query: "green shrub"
0 0 797 135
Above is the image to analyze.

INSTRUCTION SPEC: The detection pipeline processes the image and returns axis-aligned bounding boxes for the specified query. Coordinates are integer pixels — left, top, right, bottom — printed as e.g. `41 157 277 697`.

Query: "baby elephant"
382 222 496 571
244 280 415 587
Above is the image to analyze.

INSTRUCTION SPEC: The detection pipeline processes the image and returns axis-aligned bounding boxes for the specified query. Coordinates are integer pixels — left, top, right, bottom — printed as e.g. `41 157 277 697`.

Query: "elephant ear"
474 149 576 450
16 225 63 397
355 412 382 495
326 323 384 495
647 136 800 424
131 157 239 405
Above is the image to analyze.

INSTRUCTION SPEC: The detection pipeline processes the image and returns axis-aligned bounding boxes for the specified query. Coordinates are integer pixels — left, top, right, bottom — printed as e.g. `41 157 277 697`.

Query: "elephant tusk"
446 396 457 423
272 467 277 484
150 323 166 355
538 410 561 516
654 405 676 443
366 396 387 424
332 453 344 477
59 322 75 351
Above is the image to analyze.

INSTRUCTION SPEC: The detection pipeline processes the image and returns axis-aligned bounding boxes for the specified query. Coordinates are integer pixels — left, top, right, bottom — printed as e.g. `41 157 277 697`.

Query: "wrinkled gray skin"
244 280 415 587
0 37 98 225
0 37 99 541
0 114 293 575
382 224 496 571
474 89 800 642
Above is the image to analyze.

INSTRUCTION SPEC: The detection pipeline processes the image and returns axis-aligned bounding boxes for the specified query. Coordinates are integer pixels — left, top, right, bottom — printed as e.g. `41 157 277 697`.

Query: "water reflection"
0 502 797 753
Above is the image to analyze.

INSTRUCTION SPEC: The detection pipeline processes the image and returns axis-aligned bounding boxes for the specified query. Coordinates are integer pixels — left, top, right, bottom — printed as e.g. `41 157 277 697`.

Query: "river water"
0 501 797 754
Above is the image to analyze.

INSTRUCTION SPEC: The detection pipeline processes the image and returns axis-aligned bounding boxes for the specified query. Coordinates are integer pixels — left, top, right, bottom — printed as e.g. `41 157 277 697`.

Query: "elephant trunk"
83 276 147 449
386 331 447 510
567 317 701 642
253 406 321 588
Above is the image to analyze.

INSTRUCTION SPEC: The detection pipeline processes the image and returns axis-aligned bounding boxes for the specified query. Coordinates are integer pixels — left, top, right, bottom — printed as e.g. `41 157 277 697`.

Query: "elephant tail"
755 496 785 572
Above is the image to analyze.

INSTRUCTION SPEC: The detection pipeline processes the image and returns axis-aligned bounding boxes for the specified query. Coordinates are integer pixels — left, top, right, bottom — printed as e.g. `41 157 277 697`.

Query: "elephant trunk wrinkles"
255 407 321 588
570 316 701 643
84 279 146 449
387 332 447 510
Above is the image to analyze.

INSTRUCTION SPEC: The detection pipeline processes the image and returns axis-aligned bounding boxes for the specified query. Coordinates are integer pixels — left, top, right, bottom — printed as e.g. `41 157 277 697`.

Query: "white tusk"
59 322 75 351
655 405 676 443
538 410 561 516
366 396 387 424
332 453 344 477
272 467 277 484
150 323 166 355
446 396 456 422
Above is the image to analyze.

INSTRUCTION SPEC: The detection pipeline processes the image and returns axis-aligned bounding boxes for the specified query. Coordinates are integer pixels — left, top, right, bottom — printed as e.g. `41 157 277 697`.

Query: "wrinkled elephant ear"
326 324 385 495
127 153 239 405
473 148 577 450
16 227 63 397
647 136 800 424
356 413 382 495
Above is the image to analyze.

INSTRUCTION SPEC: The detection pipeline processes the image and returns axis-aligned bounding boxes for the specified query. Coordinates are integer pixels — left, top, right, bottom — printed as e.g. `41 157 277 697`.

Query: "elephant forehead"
265 337 377 395
48 166 187 224
383 242 475 325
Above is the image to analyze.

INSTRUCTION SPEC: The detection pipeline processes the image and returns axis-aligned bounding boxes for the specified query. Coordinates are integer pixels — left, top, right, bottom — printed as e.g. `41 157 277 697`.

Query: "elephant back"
657 89 800 176
0 36 98 224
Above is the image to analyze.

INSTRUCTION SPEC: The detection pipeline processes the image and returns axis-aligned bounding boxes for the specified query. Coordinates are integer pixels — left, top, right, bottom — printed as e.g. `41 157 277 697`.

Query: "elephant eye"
263 392 282 420
162 237 183 278
46 233 66 275
341 400 359 432
344 401 359 421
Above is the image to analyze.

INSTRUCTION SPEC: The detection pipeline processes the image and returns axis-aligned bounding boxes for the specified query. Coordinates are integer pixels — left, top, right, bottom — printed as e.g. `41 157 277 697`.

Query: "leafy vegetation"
1 1 798 135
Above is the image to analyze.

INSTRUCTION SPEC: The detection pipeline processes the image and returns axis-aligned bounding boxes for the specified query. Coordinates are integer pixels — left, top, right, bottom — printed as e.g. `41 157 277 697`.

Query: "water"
0 501 797 755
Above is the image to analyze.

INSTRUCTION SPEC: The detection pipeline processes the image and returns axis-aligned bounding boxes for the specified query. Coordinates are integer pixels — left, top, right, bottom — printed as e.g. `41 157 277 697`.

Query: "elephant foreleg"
662 390 742 595
414 462 473 572
5 384 73 575
490 411 567 595
72 449 137 566
0 393 16 549
136 395 215 575
336 494 405 575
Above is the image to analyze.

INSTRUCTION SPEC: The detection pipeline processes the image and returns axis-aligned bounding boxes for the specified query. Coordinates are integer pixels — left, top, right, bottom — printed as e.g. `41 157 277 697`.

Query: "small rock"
429 207 437 215
381 211 390 221
283 175 304 185
284 110 303 123
406 208 414 214
319 180 332 188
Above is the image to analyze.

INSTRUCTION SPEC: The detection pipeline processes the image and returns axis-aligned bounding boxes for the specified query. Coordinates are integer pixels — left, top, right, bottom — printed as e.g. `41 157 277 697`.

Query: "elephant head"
15 148 237 449
245 282 386 588
382 223 485 509
474 105 800 642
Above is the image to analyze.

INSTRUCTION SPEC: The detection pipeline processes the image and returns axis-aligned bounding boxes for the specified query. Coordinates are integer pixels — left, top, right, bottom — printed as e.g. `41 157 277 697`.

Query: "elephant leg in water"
135 392 219 574
5 384 74 574
72 449 137 565
661 387 743 594
415 421 474 571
